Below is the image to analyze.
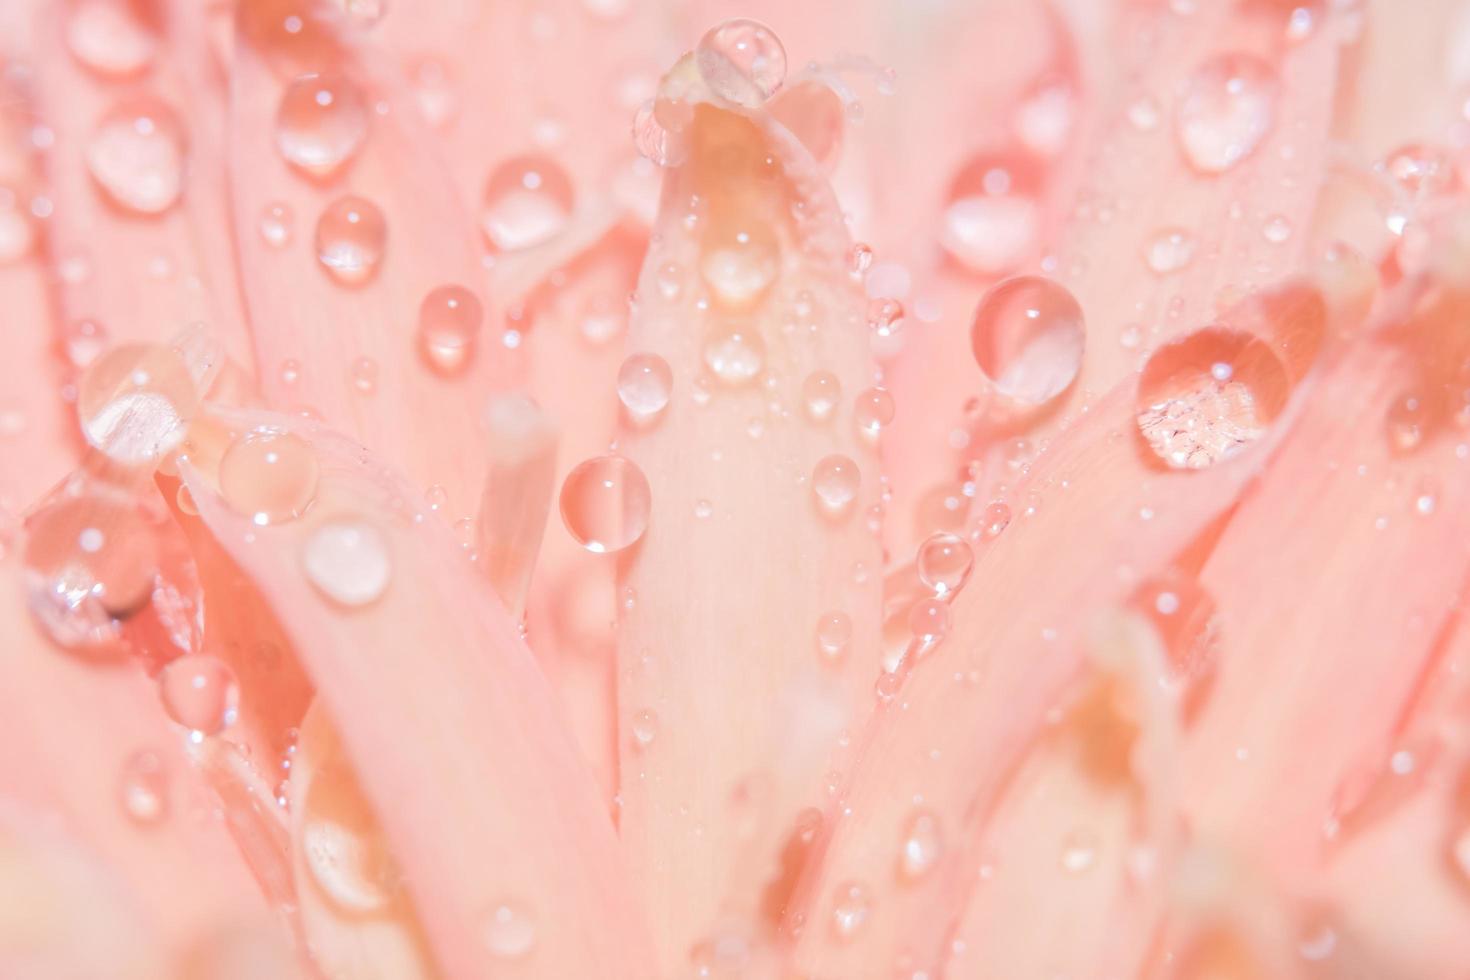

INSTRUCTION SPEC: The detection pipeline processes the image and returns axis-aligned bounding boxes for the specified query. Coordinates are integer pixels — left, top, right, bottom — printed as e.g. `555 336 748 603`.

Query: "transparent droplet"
1144 227 1196 274
908 598 950 641
559 454 651 554
483 902 537 960
1175 53 1278 175
119 749 168 825
802 371 841 422
812 454 860 518
77 343 197 465
1262 214 1293 244
816 610 852 662
617 353 673 422
632 99 687 168
85 97 186 215
1380 142 1455 200
853 387 895 442
0 185 36 265
159 654 239 736
349 356 378 394
695 18 787 108
481 154 574 252
315 194 386 285
409 57 459 130
939 151 1041 275
703 328 765 386
630 708 659 748
916 532 972 597
1386 393 1427 454
417 284 483 377
981 501 1011 539
1059 829 1098 874
830 882 871 941
259 202 294 248
275 73 369 178
1136 327 1289 469
219 428 319 525
66 0 158 77
970 276 1085 406
302 759 400 914
899 809 942 880
302 520 392 607
700 224 779 310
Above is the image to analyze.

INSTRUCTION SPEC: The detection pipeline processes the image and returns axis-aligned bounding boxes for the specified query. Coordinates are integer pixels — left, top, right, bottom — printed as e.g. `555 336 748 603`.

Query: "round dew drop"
617 353 673 422
1144 227 1196 275
159 654 240 736
908 597 950 641
315 195 387 286
811 454 860 519
695 18 787 108
899 809 943 880
830 882 872 941
66 0 158 77
118 750 169 825
85 97 186 215
853 387 895 442
939 151 1042 276
302 520 393 607
483 902 537 960
260 201 295 249
802 371 841 422
815 610 853 661
700 225 779 310
275 73 369 178
703 328 766 386
559 454 652 554
630 709 659 748
418 284 484 377
219 428 320 526
481 155 575 252
916 532 973 597
970 276 1085 407
1175 53 1278 175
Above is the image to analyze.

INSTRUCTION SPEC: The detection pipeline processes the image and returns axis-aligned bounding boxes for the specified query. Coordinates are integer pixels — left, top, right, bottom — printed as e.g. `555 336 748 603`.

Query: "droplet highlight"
559 454 651 554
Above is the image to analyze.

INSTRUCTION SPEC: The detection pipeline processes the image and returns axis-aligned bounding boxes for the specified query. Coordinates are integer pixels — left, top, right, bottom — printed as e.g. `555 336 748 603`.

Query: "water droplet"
812 454 860 518
700 224 779 310
916 532 972 597
315 194 386 285
630 708 659 748
848 242 874 279
1136 327 1288 469
302 520 392 607
802 371 841 422
816 610 852 662
159 654 239 736
559 454 651 554
1262 213 1293 243
1059 829 1098 874
275 73 369 178
868 297 905 360
416 284 483 376
301 756 400 913
939 151 1041 275
695 18 787 107
1380 142 1455 200
219 428 319 525
898 809 942 880
484 902 537 960
1175 53 1278 175
350 356 377 394
0 185 36 265
1385 393 1427 454
334 0 386 25
853 387 895 442
119 749 168 825
970 276 1085 406
61 317 109 371
259 201 294 248
1144 227 1196 274
77 343 197 465
85 98 186 215
981 501 1011 539
632 99 687 167
908 598 950 641
409 57 459 130
617 353 673 422
481 154 574 252
66 0 158 77
703 328 765 385
1127 95 1162 131
830 882 871 941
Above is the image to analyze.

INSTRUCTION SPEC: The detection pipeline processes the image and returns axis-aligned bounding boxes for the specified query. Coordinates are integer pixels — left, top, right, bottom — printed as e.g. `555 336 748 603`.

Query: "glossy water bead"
559 454 651 554
816 610 853 661
275 73 369 178
617 353 673 422
417 284 484 377
481 155 575 252
315 195 386 285
916 532 973 597
703 327 766 385
802 371 841 422
159 654 239 736
695 18 787 107
66 0 158 77
302 520 393 607
85 97 186 215
77 343 198 466
939 150 1042 276
970 276 1085 407
1175 53 1279 175
811 454 860 518
219 428 320 525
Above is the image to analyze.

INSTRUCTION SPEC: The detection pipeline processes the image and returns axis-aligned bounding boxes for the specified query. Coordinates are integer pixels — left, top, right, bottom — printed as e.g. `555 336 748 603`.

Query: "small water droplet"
630 708 659 748
695 18 787 107
159 654 239 736
1262 213 1293 243
1175 53 1278 175
1127 95 1161 131
1144 227 1196 274
830 882 871 941
77 344 197 465
970 276 1084 406
315 194 386 285
1385 393 1427 454
1136 327 1288 469
119 749 168 825
916 532 972 597
483 902 537 960
259 202 294 248
812 454 860 519
939 151 1041 275
1059 829 1098 874
700 224 779 310
898 809 942 880
559 454 651 554
417 284 483 377
409 57 459 129
66 0 158 77
816 610 852 662
350 356 378 394
703 328 765 386
853 387 895 442
61 317 109 371
85 98 186 215
219 428 319 525
302 520 392 607
617 353 673 422
981 501 1011 538
908 598 950 641
481 154 574 252
802 371 841 422
848 242 874 279
275 73 369 178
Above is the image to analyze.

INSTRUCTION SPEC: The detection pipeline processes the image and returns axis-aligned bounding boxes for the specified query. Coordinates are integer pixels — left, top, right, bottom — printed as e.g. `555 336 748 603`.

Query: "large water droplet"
85 98 186 215
1136 327 1288 469
1175 53 1278 175
703 328 765 386
302 759 400 913
812 454 860 518
275 73 369 178
916 532 972 597
830 882 871 941
315 194 386 285
483 902 537 960
66 0 158 77
970 276 1085 406
118 749 168 825
302 520 392 607
417 284 483 377
219 428 319 525
77 343 197 465
480 155 574 252
939 151 1041 275
630 708 659 748
559 454 651 554
159 654 239 736
700 224 779 310
617 353 673 423
898 809 943 880
816 610 852 662
1144 227 1196 275
695 18 787 108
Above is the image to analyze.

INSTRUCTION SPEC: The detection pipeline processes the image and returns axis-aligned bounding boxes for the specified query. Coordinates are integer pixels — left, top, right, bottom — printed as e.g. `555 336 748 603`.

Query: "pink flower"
1 0 1468 976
